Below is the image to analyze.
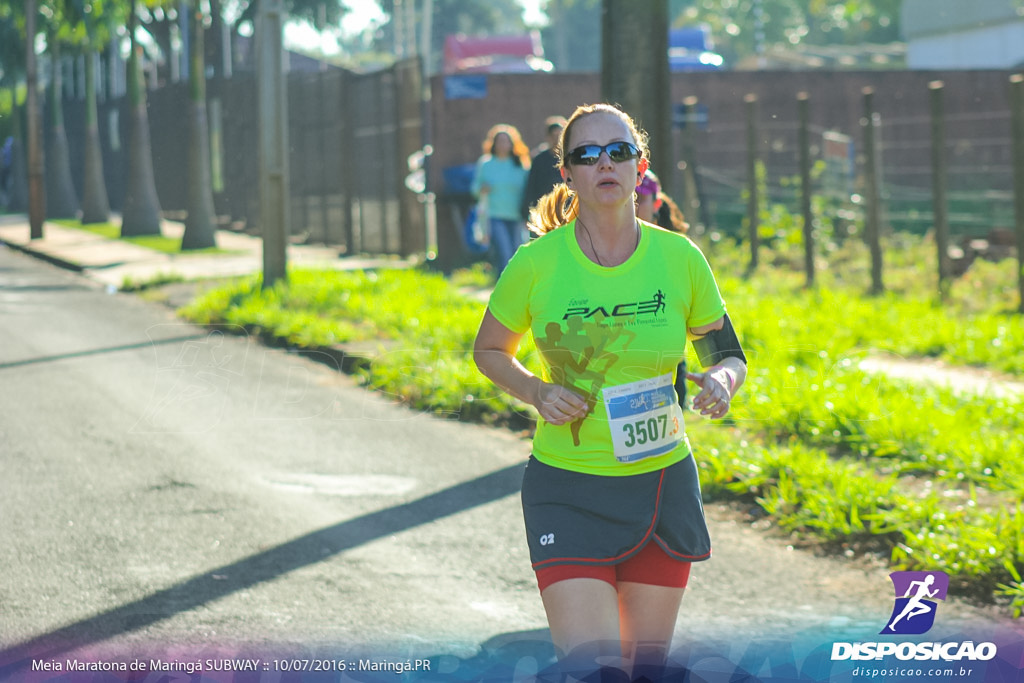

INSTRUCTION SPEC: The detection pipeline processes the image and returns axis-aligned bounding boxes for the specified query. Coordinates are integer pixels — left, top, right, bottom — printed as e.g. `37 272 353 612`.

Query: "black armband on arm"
674 360 687 409
692 313 747 368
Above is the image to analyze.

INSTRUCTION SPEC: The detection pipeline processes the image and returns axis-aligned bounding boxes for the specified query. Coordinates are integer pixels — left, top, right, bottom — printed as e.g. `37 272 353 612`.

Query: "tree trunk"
121 0 163 237
208 0 230 216
182 0 217 250
81 51 110 224
25 0 45 238
46 42 80 219
745 94 760 273
600 0 672 190
257 0 289 288
209 0 229 80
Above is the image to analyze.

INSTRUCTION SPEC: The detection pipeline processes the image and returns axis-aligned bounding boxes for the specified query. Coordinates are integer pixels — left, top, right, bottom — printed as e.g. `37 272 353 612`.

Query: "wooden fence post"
340 69 355 254
678 96 705 232
1011 74 1024 314
798 91 814 287
745 93 759 273
929 80 951 301
862 87 884 294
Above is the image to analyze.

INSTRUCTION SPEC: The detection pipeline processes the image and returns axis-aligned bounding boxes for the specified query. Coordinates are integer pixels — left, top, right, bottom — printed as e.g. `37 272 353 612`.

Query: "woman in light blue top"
471 124 531 274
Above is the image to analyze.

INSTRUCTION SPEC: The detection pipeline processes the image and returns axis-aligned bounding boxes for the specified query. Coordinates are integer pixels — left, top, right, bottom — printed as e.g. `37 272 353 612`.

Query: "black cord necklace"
576 217 640 267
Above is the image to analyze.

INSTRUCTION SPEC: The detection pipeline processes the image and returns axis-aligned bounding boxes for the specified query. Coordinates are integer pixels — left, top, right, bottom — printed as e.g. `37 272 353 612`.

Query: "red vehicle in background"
443 32 554 74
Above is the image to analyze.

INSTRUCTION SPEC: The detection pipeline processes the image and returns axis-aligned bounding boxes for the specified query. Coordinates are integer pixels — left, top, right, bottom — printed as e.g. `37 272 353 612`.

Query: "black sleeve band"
691 313 747 368
674 359 687 409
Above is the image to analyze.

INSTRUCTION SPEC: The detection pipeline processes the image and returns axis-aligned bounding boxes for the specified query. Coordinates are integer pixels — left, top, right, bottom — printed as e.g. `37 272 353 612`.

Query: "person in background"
636 169 688 233
473 103 747 681
471 124 531 275
0 136 13 205
521 116 567 224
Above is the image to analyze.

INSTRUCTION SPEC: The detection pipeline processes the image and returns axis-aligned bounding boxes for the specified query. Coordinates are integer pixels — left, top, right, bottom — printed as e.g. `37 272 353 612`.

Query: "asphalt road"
0 243 1015 681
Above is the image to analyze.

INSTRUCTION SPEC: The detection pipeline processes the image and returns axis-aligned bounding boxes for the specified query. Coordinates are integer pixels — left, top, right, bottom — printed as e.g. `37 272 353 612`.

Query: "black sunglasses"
565 141 641 166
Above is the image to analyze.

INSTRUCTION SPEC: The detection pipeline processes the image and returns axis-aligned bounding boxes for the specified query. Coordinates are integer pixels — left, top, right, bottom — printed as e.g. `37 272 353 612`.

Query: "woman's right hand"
532 380 589 425
474 311 588 426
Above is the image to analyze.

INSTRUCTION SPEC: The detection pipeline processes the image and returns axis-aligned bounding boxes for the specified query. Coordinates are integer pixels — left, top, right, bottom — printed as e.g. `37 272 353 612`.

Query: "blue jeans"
490 218 524 275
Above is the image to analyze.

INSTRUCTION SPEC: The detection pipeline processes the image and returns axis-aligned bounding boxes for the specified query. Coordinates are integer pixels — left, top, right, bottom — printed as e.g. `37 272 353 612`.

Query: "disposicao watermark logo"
881 570 948 635
831 570 998 664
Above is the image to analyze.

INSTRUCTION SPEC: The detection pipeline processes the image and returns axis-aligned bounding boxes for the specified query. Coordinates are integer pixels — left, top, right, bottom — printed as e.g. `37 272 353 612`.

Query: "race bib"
602 373 684 463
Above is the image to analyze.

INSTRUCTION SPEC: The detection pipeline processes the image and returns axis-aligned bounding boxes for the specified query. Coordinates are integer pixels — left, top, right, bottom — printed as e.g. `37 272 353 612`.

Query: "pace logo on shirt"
562 290 667 321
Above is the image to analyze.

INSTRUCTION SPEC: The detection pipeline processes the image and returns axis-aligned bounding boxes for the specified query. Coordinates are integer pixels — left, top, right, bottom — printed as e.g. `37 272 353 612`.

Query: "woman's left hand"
686 367 735 419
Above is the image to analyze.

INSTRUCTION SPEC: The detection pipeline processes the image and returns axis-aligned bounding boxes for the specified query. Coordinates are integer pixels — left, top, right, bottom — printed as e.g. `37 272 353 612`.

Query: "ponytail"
527 184 578 236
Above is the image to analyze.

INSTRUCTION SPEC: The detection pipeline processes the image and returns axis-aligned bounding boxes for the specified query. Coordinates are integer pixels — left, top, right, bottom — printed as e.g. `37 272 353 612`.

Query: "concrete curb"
0 236 87 273
0 215 417 290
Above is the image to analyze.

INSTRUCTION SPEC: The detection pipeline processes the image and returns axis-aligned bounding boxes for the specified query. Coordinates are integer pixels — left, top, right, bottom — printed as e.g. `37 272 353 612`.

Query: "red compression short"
535 541 692 593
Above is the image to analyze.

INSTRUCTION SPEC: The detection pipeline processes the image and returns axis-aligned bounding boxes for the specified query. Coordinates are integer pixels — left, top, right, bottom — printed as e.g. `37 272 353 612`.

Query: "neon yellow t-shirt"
487 219 727 476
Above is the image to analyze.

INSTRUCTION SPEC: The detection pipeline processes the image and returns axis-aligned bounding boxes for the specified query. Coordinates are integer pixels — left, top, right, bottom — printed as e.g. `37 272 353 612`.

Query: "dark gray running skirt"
521 454 712 570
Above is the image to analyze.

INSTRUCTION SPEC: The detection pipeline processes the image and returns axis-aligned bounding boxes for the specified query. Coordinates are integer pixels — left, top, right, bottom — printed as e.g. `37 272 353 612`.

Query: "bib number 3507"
622 414 674 448
602 373 683 464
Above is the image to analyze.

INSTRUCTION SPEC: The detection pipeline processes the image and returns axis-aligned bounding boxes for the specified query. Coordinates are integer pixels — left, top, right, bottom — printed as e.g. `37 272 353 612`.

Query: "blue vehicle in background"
669 26 724 71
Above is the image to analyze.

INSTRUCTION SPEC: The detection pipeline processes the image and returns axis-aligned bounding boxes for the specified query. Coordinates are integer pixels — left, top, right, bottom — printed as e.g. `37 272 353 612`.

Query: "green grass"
53 218 233 255
176 235 1024 613
179 268 538 426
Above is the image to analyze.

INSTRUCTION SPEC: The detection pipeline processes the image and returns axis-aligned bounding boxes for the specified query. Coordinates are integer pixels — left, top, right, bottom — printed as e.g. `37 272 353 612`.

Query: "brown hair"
482 124 532 168
527 104 649 236
657 193 689 234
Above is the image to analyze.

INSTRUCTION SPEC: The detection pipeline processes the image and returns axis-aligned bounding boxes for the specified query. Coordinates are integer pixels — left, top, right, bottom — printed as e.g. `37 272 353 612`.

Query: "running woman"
473 103 748 681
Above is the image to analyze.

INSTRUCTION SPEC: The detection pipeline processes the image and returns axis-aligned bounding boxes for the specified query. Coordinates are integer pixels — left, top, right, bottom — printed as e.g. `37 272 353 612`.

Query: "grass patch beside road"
53 218 232 255
179 268 537 425
177 236 1024 615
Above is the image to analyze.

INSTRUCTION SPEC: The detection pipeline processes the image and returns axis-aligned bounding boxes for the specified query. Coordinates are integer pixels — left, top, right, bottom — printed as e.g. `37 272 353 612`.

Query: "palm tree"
181 0 217 250
67 0 121 224
120 0 163 236
44 31 80 218
78 50 111 223
24 0 46 237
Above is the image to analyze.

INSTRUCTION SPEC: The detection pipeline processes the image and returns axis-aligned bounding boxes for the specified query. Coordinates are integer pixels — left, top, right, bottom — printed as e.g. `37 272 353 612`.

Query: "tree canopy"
669 0 902 65
330 0 905 72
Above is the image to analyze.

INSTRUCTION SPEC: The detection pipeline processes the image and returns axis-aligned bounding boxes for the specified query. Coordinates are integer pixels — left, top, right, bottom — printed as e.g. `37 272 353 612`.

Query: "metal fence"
427 70 1023 242
46 65 1024 262
665 71 1020 240
53 57 425 257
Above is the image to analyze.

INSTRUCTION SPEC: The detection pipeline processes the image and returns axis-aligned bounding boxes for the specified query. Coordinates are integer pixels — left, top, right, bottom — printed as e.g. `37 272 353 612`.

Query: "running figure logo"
881 571 949 635
652 289 666 315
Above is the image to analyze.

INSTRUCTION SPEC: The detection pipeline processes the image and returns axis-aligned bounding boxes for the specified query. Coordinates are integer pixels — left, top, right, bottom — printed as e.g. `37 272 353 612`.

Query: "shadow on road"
0 334 210 371
0 462 527 677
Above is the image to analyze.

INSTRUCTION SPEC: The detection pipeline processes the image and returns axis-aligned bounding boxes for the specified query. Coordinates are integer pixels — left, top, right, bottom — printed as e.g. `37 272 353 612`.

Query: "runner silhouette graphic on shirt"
535 322 601 447
582 310 637 353
652 289 666 316
536 316 625 447
887 574 938 631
